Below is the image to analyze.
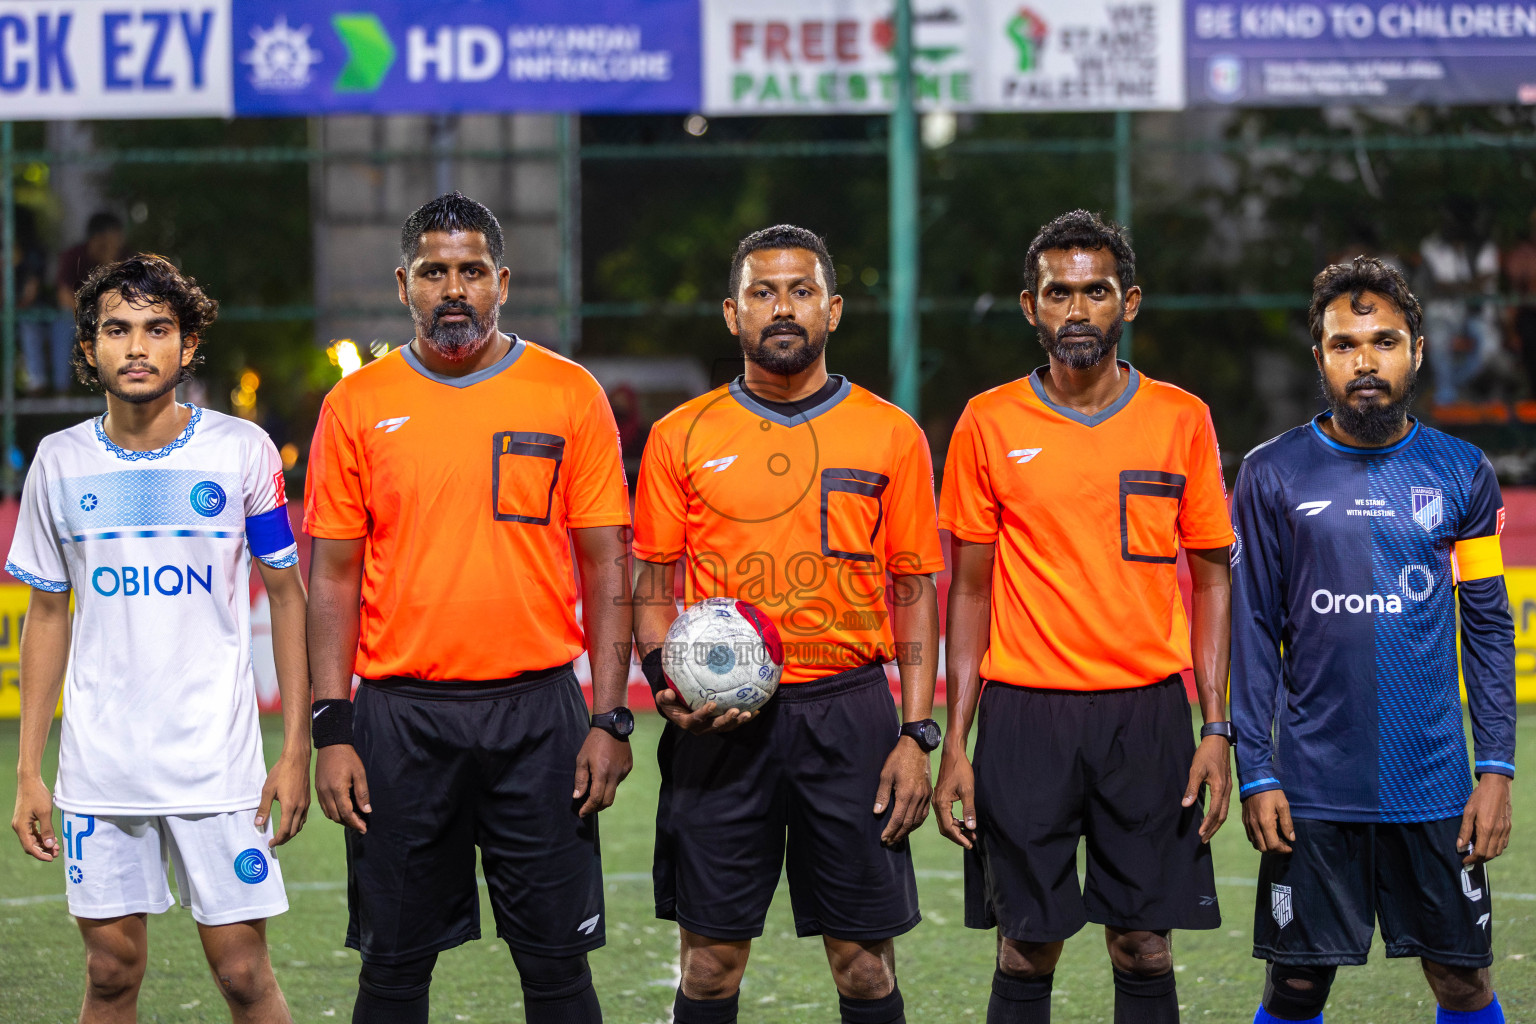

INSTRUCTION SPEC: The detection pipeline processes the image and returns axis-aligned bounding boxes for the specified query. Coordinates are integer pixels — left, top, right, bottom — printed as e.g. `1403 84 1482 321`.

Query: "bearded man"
1230 256 1516 1024
632 224 945 1024
935 209 1235 1024
304 192 635 1024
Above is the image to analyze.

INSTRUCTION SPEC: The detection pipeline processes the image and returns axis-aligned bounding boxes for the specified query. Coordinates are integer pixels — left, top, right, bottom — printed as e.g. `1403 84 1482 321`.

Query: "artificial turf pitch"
3 710 1535 1023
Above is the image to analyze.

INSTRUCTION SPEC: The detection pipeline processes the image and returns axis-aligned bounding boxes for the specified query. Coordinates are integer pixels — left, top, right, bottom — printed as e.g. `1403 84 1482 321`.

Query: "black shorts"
345 666 604 964
653 662 920 942
1254 817 1493 968
965 677 1220 943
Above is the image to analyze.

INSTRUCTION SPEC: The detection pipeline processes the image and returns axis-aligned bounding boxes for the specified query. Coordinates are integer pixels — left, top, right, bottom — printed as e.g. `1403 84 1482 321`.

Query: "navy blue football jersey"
1230 415 1515 823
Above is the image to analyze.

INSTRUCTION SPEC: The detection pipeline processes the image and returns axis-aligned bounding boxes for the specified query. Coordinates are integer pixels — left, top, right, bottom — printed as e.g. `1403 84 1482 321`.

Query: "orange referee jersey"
635 375 945 686
939 363 1235 692
304 337 631 682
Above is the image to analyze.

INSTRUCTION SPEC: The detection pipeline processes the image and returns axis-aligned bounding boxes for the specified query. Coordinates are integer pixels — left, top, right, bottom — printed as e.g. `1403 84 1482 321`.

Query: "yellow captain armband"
1453 535 1504 583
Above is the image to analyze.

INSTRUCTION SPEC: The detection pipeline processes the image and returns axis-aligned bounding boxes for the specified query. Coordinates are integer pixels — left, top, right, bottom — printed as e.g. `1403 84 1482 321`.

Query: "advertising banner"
973 0 1185 111
0 0 233 120
703 0 1184 115
703 0 980 113
1502 566 1536 703
1188 1 1536 106
232 0 699 115
0 584 32 716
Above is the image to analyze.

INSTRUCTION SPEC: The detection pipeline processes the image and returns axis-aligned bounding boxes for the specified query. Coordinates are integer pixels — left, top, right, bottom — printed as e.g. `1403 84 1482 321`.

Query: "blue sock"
1437 994 1504 1024
1255 1006 1321 1024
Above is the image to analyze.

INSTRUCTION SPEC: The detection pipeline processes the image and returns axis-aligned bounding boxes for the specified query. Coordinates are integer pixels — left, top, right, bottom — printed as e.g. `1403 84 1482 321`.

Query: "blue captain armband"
246 505 298 568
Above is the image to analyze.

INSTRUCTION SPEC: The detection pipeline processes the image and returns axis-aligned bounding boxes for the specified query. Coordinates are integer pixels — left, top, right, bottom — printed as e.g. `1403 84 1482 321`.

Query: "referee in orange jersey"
633 225 946 1024
304 193 634 1024
935 210 1235 1024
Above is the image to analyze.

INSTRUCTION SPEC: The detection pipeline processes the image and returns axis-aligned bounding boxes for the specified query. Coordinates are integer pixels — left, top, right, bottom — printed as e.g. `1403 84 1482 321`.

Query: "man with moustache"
935 210 1234 1024
9 255 310 1023
633 224 945 1024
1231 257 1515 1024
305 192 634 1024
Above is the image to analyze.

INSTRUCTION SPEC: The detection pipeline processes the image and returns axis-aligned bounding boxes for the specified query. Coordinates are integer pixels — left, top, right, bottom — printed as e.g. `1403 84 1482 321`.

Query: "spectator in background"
49 212 126 395
1504 208 1536 399
1419 209 1501 405
9 207 48 396
609 382 648 460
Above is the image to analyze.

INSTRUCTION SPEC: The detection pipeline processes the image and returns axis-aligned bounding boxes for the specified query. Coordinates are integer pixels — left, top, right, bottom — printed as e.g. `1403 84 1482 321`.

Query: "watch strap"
591 708 634 740
900 718 942 752
1200 721 1234 743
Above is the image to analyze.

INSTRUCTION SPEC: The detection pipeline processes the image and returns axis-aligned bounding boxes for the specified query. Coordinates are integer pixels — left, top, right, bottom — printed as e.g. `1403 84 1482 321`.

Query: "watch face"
906 720 941 750
612 708 636 736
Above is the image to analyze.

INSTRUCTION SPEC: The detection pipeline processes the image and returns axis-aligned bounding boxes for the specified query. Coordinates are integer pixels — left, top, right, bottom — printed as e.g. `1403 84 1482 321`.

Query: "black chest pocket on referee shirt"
492 431 565 526
821 468 890 563
1119 469 1184 564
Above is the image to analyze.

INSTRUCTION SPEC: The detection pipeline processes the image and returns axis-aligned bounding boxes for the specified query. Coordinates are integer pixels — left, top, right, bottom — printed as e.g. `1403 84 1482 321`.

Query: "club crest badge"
1411 486 1443 533
1271 883 1294 928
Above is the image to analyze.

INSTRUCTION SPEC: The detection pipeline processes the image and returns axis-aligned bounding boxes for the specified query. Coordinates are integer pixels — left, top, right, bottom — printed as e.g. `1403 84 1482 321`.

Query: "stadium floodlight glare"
329 340 363 377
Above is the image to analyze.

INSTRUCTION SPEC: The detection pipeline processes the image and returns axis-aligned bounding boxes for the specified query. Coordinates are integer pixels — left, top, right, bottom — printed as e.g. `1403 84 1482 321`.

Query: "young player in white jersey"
8 255 311 1024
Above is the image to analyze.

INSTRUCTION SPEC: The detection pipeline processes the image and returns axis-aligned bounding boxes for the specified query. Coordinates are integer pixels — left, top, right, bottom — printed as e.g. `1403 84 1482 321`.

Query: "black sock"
352 990 428 1024
1113 967 1178 1024
989 969 1052 1024
840 983 905 1024
352 955 435 1024
673 988 739 1024
511 951 602 1024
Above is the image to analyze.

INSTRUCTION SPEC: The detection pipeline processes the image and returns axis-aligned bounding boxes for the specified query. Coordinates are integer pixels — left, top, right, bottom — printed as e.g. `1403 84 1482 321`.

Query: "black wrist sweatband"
641 648 668 697
311 699 355 748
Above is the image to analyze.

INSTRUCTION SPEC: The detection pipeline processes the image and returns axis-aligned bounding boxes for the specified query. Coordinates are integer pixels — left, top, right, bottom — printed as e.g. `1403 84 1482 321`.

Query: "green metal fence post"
888 0 920 417
556 113 581 357
1114 109 1133 362
2 122 15 496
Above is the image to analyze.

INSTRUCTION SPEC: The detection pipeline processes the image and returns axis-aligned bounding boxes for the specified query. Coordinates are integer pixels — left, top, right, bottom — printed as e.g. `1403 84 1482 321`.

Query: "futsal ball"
660 597 784 714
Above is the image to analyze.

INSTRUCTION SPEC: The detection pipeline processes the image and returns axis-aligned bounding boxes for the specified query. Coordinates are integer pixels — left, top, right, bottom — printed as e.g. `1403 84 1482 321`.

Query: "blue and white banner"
1189 1 1536 105
0 0 233 119
232 0 699 115
7 0 1536 118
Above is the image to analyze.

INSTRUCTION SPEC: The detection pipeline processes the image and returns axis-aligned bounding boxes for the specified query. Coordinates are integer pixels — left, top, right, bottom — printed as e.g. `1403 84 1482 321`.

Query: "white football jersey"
7 406 298 815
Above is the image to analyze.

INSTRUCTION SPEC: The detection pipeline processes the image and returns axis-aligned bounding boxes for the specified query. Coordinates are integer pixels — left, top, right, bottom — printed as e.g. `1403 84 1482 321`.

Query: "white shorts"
60 809 289 926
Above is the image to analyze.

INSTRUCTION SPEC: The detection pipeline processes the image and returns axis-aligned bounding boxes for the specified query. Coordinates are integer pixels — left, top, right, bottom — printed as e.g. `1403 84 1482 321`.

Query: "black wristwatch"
900 719 942 753
1200 721 1234 745
591 707 635 741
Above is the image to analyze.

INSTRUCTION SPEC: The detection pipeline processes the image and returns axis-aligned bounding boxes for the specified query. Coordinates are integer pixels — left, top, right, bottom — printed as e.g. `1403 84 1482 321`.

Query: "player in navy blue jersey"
1230 256 1515 1024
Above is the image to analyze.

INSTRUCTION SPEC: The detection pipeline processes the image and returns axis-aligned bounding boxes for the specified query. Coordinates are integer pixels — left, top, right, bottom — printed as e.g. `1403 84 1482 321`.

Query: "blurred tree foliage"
1205 104 1536 463
580 106 1536 473
85 117 328 456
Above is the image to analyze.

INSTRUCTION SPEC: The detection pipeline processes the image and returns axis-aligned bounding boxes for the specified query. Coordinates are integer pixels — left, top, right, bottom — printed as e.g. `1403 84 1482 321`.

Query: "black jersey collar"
729 373 851 426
